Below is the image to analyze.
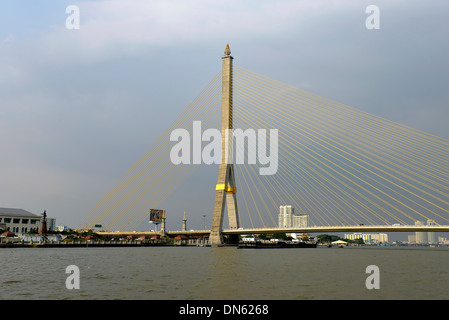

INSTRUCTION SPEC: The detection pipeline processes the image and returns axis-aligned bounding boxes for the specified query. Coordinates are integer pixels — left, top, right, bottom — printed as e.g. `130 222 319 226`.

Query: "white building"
415 220 426 244
0 208 42 234
278 205 309 228
427 220 436 244
57 225 69 232
344 233 389 244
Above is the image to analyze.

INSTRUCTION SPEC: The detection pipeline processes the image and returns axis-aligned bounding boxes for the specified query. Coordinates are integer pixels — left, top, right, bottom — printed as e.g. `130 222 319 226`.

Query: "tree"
271 233 292 241
259 234 269 240
317 234 343 243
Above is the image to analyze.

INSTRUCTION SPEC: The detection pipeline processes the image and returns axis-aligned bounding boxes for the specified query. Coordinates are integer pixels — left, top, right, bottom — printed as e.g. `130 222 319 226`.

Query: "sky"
1 0 448 232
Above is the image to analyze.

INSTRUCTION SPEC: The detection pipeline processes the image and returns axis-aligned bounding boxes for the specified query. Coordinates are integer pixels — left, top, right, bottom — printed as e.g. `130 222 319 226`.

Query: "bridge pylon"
210 43 240 246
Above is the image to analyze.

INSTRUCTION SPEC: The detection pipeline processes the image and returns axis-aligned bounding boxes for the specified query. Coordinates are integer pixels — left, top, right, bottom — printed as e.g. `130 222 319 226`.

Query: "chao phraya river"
1 246 448 300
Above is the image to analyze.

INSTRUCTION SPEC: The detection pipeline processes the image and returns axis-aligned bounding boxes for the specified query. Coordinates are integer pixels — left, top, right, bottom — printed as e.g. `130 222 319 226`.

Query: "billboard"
149 209 164 223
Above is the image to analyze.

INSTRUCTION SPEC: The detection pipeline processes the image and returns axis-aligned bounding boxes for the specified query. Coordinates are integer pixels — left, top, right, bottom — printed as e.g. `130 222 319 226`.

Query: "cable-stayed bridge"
79 44 449 245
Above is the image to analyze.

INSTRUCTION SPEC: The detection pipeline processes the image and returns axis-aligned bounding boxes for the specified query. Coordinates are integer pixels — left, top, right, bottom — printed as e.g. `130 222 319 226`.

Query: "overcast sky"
1 0 448 230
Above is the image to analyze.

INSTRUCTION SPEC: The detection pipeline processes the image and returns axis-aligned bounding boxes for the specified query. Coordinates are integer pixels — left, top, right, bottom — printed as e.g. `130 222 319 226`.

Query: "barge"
237 241 317 249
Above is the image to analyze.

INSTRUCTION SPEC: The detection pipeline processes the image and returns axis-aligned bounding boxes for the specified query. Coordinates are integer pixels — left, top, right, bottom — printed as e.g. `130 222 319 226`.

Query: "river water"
1 246 448 300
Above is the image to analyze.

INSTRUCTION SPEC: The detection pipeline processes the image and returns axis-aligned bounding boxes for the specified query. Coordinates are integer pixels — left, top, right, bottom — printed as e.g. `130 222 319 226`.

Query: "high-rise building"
278 205 308 228
415 220 426 244
278 205 293 228
427 219 436 244
47 218 56 232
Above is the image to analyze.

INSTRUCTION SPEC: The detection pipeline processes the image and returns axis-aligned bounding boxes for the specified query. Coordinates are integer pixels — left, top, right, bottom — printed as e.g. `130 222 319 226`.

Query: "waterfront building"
344 233 388 244
427 220 436 244
279 205 293 228
57 225 69 232
278 205 308 228
21 235 62 242
0 208 42 234
373 233 389 243
415 220 426 244
46 218 56 232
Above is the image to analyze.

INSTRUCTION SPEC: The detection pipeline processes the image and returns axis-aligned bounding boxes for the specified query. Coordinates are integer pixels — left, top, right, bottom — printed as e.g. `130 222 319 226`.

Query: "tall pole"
210 43 240 246
182 212 187 232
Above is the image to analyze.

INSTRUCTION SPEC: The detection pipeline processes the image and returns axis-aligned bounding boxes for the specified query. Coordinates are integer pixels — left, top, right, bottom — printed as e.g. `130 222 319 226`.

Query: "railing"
95 225 449 238
222 225 449 234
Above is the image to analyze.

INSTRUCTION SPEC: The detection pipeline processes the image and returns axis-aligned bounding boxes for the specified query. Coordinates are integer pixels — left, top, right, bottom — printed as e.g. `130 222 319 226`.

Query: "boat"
237 241 317 249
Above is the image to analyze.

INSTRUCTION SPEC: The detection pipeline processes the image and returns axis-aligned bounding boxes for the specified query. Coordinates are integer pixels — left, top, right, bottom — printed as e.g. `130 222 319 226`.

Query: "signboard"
150 209 164 223
94 224 102 228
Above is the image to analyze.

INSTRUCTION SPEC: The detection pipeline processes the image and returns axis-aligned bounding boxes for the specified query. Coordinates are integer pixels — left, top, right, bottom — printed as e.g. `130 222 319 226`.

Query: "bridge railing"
222 224 449 234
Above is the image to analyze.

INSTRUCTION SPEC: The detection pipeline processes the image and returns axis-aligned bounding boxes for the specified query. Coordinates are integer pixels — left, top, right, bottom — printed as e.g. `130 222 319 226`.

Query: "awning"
331 240 348 244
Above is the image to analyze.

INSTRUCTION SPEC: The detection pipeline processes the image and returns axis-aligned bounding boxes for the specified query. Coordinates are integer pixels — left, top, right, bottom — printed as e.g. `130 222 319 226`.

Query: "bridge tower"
210 43 240 246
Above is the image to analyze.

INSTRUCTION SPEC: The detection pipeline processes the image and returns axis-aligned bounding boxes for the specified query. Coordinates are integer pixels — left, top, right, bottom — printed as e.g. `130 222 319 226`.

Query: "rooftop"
0 207 40 218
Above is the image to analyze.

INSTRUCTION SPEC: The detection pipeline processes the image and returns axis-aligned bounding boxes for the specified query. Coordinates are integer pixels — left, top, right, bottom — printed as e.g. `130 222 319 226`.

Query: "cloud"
34 0 366 65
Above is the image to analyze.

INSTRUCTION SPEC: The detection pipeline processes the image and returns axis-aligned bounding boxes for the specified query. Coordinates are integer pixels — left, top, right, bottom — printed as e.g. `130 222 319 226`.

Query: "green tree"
317 234 343 243
271 233 292 241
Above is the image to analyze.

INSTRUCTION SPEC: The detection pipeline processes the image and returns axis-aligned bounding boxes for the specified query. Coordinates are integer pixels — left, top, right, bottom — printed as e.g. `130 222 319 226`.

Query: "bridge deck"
96 225 449 237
